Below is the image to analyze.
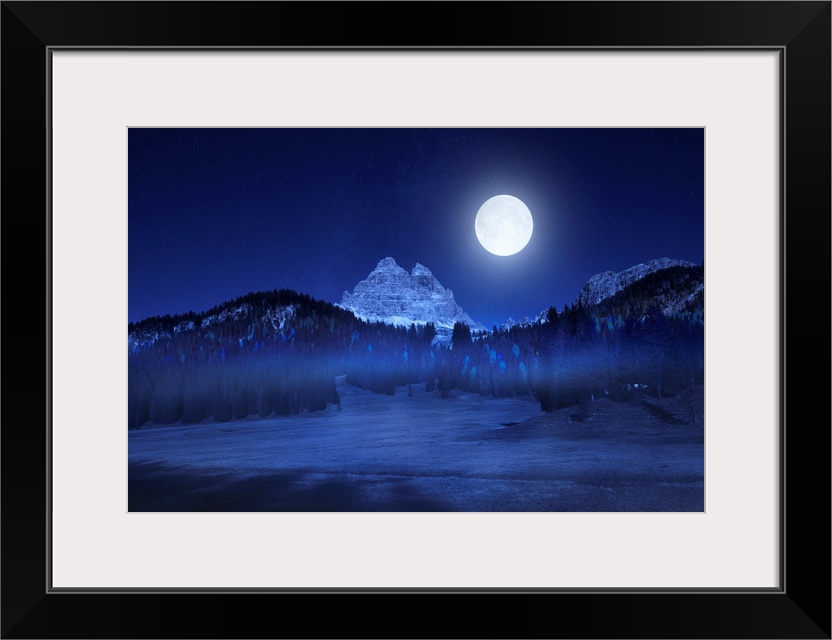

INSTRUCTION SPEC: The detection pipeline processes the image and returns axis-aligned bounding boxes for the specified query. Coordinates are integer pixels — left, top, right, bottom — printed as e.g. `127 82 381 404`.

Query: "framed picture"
4 2 829 638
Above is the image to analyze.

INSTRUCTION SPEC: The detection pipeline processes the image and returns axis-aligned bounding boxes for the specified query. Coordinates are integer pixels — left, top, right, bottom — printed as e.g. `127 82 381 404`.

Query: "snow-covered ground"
129 377 704 512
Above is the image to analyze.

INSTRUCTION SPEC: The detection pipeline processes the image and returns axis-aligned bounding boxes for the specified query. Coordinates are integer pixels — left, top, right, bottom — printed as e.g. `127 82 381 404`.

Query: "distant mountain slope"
590 262 704 321
508 258 702 331
577 258 697 306
128 289 354 352
339 257 482 331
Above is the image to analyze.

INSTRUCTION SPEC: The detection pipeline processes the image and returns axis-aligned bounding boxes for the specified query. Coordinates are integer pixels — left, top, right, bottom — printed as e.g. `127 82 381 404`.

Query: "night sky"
129 128 703 328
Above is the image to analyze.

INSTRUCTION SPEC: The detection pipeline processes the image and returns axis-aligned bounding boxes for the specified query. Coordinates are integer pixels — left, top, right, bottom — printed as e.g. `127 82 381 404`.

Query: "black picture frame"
2 2 829 638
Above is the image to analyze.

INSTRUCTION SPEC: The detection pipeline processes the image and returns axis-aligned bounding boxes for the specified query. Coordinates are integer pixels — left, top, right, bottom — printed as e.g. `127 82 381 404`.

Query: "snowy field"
129 377 704 512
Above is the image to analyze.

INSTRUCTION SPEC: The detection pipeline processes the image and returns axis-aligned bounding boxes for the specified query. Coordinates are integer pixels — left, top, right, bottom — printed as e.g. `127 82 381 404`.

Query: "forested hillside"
128 266 703 428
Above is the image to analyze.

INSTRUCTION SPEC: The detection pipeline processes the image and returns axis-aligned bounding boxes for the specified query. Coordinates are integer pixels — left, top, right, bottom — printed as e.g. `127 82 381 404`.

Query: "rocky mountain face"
577 258 698 307
127 289 310 354
500 316 537 332
340 257 481 330
503 258 702 330
128 302 296 353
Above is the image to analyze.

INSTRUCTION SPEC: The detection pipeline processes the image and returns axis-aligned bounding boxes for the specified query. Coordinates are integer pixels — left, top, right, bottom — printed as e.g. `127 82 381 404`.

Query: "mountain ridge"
578 258 697 307
339 257 483 332
502 257 702 330
129 257 702 353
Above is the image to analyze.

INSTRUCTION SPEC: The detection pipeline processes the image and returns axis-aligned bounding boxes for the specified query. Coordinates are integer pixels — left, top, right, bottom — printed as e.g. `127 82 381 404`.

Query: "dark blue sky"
129 128 703 328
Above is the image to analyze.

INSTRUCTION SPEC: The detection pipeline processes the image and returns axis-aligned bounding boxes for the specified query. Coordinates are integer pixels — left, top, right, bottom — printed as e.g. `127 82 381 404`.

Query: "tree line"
128 269 703 428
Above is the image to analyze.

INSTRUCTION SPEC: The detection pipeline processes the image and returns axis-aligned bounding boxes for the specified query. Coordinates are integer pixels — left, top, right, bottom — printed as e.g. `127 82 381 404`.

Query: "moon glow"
475 195 534 256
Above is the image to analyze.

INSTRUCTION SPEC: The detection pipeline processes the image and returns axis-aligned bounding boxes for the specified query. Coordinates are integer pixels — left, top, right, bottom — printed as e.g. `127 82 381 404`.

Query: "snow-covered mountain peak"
340 258 481 332
371 256 408 277
411 263 433 277
500 316 534 332
376 256 401 270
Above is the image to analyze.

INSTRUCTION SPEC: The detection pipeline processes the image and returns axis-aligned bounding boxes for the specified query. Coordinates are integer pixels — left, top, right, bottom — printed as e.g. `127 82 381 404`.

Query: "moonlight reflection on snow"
129 377 703 512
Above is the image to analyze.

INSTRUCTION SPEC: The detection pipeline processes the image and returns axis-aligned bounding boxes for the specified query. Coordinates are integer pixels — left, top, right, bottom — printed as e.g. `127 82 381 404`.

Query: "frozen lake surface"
129 377 704 511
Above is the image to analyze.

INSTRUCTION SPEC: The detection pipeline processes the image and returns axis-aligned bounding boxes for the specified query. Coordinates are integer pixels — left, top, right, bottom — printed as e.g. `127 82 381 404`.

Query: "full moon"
474 195 534 256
